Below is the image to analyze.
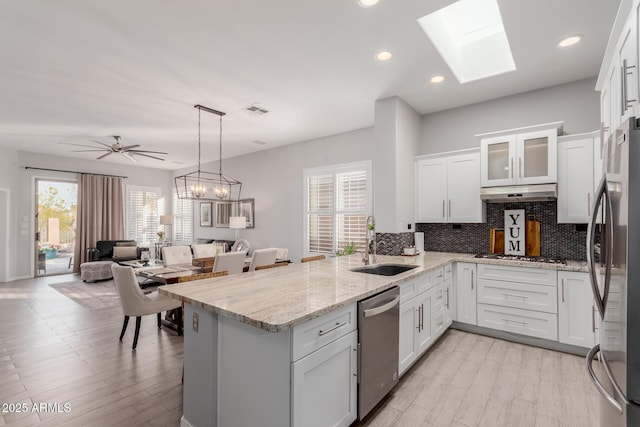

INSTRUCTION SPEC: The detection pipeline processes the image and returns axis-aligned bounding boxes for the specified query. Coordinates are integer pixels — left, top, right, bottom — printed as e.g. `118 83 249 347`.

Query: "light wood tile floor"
357 329 601 427
2 274 600 426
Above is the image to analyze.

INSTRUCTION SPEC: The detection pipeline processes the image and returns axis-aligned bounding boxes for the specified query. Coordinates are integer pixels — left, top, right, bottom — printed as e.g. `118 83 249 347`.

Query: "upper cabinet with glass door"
478 122 563 187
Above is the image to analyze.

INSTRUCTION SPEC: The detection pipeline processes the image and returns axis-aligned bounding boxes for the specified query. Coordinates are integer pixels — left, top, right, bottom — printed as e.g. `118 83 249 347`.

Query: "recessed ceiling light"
357 0 380 7
375 51 392 61
558 35 582 48
430 75 445 83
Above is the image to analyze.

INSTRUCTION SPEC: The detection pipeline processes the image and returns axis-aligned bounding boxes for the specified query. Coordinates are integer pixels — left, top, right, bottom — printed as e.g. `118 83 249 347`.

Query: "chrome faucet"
362 215 376 265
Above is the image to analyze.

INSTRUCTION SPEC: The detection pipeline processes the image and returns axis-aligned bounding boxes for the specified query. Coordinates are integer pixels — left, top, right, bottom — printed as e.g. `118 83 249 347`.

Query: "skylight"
417 0 516 84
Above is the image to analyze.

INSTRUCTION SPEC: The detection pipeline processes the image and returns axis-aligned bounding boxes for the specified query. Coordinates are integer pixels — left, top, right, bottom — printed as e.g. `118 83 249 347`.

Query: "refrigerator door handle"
587 177 608 318
586 344 623 414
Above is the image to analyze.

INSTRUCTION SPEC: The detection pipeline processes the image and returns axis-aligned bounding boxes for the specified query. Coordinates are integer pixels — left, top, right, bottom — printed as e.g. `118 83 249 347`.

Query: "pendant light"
175 104 242 201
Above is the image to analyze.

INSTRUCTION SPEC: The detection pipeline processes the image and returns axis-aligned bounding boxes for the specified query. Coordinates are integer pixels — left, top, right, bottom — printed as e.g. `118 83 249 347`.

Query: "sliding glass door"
35 179 77 276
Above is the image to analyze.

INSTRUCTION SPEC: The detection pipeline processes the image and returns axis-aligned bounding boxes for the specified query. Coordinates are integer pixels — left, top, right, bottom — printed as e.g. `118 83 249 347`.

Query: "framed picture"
215 201 232 228
200 202 213 227
238 198 255 229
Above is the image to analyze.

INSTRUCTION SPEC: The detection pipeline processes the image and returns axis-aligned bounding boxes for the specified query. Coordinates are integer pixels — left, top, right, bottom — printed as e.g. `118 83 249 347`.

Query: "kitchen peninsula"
159 252 589 427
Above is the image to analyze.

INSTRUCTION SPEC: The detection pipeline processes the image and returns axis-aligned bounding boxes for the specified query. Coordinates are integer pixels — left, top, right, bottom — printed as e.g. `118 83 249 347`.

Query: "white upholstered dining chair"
248 248 278 271
111 264 182 350
213 252 246 275
192 244 216 258
162 245 193 266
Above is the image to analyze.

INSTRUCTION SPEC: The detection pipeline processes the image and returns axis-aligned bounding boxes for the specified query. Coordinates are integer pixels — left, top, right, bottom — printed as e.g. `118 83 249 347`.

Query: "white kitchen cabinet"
557 133 596 223
455 263 477 325
558 271 597 348
618 9 638 122
291 330 357 427
433 263 453 336
478 123 562 187
415 150 484 223
415 158 447 222
596 0 635 136
399 269 449 376
475 264 558 341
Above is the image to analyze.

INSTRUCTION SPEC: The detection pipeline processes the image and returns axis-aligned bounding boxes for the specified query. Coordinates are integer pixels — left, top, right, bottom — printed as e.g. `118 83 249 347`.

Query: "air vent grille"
244 104 270 115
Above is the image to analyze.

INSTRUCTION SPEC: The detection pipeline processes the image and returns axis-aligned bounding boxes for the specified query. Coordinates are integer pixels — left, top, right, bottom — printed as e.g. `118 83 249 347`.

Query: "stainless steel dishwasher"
357 286 400 420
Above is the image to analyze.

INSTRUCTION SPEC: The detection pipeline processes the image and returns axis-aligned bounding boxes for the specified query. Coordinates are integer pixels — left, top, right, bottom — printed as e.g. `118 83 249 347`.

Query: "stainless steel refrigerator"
587 117 640 426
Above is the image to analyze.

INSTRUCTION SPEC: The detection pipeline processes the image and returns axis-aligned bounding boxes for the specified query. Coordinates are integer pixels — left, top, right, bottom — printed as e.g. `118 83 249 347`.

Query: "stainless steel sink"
350 263 418 276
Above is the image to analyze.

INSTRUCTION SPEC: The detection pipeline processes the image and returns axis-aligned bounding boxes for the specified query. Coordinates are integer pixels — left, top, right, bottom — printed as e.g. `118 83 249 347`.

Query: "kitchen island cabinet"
161 252 470 427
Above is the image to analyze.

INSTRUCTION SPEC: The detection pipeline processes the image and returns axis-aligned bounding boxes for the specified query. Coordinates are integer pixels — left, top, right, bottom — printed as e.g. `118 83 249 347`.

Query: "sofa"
88 240 143 262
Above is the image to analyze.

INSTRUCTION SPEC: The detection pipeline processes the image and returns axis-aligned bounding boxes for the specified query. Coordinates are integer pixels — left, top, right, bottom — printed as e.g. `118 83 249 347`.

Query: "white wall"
0 148 20 280
373 97 420 233
7 151 173 280
420 78 601 154
180 127 373 261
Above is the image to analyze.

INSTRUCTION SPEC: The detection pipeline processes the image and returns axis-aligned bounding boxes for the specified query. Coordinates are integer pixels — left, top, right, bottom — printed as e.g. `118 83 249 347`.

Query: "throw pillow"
113 246 138 258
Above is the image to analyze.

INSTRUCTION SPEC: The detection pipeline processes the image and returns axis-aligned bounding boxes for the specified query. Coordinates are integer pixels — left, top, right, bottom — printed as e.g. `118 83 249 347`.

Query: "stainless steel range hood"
480 183 557 202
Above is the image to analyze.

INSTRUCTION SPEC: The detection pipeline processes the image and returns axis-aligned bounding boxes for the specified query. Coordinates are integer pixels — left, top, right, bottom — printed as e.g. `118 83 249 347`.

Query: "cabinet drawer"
477 303 558 341
432 266 445 285
477 264 557 286
400 280 417 304
416 270 435 294
477 279 558 314
433 308 450 338
292 303 357 361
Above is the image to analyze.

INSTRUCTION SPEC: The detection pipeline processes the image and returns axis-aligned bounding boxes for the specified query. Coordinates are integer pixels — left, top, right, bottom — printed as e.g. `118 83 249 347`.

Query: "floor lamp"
229 216 246 243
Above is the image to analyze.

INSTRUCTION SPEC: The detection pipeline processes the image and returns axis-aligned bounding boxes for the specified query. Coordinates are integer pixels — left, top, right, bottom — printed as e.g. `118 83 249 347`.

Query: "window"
126 186 164 246
304 161 372 256
172 192 193 243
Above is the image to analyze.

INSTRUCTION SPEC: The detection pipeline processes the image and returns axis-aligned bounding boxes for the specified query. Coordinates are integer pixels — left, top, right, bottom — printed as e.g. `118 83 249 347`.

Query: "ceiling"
0 0 620 170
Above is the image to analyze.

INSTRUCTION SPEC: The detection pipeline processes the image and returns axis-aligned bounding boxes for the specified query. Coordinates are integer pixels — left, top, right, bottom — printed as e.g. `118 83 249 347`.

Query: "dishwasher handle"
363 295 400 318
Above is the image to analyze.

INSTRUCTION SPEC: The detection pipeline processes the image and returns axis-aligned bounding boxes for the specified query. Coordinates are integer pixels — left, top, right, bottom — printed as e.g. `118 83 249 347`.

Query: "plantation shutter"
172 192 194 243
307 173 334 254
336 169 367 253
304 161 371 256
126 186 161 246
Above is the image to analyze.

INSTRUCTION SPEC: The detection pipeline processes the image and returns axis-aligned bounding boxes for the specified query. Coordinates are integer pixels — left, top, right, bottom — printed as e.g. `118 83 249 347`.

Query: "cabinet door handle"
622 59 637 111
588 193 591 215
471 270 474 290
592 304 596 333
502 293 528 300
318 321 347 336
561 278 565 303
421 303 425 331
445 288 449 308
448 199 452 218
442 200 445 218
416 305 421 331
503 318 528 326
519 157 523 178
510 158 514 179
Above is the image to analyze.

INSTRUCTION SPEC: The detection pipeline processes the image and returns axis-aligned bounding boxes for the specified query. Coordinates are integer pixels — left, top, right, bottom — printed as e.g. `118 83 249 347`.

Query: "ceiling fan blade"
97 152 113 160
122 152 138 163
59 142 105 149
71 149 110 153
131 152 166 161
128 149 168 155
91 140 115 149
121 144 141 150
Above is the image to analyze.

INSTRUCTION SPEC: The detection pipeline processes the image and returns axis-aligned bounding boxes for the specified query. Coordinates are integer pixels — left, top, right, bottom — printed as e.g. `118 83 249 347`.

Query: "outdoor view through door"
36 179 77 276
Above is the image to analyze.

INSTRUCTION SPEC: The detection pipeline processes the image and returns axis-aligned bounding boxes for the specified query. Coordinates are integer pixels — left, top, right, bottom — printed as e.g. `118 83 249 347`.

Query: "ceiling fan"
60 136 168 163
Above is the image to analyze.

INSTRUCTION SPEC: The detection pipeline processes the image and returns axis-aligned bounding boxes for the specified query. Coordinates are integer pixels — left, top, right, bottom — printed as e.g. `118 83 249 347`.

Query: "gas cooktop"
474 254 567 265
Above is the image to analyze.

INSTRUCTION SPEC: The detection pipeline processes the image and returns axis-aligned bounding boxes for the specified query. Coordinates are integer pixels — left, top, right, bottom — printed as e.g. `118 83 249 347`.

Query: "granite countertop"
158 251 588 332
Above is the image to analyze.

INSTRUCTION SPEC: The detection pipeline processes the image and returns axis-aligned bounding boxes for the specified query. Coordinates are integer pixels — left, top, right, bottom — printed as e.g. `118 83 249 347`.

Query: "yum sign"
504 209 525 255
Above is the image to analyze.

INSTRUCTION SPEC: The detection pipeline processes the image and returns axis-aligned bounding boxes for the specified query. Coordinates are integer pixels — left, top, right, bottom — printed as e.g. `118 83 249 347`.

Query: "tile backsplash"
415 201 587 261
376 232 415 256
